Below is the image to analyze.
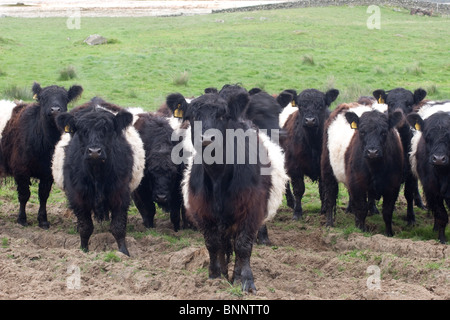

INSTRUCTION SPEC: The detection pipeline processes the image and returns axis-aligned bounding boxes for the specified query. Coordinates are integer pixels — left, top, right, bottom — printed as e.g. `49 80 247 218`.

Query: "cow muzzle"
432 154 448 166
365 148 382 159
303 117 318 128
201 134 215 147
88 147 103 160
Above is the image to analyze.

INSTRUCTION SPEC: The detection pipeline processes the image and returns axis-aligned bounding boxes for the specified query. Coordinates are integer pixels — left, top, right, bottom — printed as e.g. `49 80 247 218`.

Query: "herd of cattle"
0 82 449 293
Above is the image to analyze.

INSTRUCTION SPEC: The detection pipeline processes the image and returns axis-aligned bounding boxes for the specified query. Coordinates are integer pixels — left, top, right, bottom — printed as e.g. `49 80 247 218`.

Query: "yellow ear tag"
351 121 358 129
33 94 38 100
173 104 183 118
291 100 296 107
64 125 71 133
378 97 385 104
415 122 421 131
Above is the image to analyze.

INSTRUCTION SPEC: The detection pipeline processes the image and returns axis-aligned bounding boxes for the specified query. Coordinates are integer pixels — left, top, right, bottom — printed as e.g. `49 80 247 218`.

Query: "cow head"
346 110 403 161
147 148 180 204
373 87 427 115
296 89 339 129
407 112 450 168
32 82 83 121
56 105 133 165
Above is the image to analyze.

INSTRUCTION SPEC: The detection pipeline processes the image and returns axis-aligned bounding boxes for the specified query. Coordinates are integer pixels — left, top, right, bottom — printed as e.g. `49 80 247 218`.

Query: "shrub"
58 66 77 81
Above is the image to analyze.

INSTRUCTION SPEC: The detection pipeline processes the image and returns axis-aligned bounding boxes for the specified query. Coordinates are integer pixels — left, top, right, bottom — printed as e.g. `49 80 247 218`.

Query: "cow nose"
432 154 448 166
51 106 61 114
156 194 167 202
366 149 380 159
88 147 102 159
304 117 317 127
201 135 214 147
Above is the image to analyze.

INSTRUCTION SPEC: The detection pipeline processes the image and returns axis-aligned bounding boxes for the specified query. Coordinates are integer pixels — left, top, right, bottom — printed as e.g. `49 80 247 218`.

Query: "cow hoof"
292 213 302 221
242 281 257 294
17 218 27 227
39 221 50 229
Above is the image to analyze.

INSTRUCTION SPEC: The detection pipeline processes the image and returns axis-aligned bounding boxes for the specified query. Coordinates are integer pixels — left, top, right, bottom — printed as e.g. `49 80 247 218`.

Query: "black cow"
217 84 293 140
0 82 82 228
245 88 293 140
407 103 450 243
178 92 288 292
373 87 427 225
132 112 186 232
321 103 404 235
281 88 339 220
55 100 139 256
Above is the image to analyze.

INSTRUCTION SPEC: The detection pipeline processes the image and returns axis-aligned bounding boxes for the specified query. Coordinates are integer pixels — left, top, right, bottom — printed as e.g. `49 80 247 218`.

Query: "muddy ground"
0 196 448 301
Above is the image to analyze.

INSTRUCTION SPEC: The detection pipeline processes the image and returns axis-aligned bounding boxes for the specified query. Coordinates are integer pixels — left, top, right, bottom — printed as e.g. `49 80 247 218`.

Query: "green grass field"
0 5 449 242
0 6 449 108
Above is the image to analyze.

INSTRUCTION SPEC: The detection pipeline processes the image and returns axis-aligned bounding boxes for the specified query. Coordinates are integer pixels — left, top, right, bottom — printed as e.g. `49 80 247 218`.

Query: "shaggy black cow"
132 112 186 232
54 100 144 256
281 88 339 220
178 92 288 292
217 84 293 140
321 103 404 235
245 88 293 140
0 82 82 228
407 101 450 243
373 87 427 225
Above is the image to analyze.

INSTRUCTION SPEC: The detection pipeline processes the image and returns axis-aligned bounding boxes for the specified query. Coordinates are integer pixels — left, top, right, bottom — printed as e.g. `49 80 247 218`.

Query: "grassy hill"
0 6 449 109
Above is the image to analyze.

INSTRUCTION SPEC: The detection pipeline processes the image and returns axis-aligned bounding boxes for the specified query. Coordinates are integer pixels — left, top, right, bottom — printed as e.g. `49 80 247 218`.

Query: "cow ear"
373 89 387 104
204 87 218 94
413 88 427 104
166 93 187 118
114 110 133 133
389 110 404 129
248 87 262 95
276 91 294 108
68 85 83 103
345 111 359 130
56 112 76 134
325 89 339 106
32 82 42 100
406 113 424 132
227 92 249 120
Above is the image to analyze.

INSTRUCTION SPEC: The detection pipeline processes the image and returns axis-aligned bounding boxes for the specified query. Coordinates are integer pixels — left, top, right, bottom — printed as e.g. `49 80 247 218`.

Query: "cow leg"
285 182 295 209
132 189 156 229
256 223 270 245
15 175 31 226
413 179 426 210
404 175 417 225
367 194 380 216
352 193 368 232
110 209 130 256
291 175 305 220
204 227 222 279
77 211 94 253
322 175 338 227
37 178 52 229
381 193 398 237
233 231 256 293
427 197 448 244
169 202 181 232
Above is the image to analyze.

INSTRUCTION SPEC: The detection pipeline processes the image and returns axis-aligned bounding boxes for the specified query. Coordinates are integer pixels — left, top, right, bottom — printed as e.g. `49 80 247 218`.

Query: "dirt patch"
0 200 448 301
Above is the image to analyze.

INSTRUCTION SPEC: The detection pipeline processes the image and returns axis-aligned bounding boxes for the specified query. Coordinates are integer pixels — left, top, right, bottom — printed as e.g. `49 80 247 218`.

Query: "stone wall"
213 0 450 15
